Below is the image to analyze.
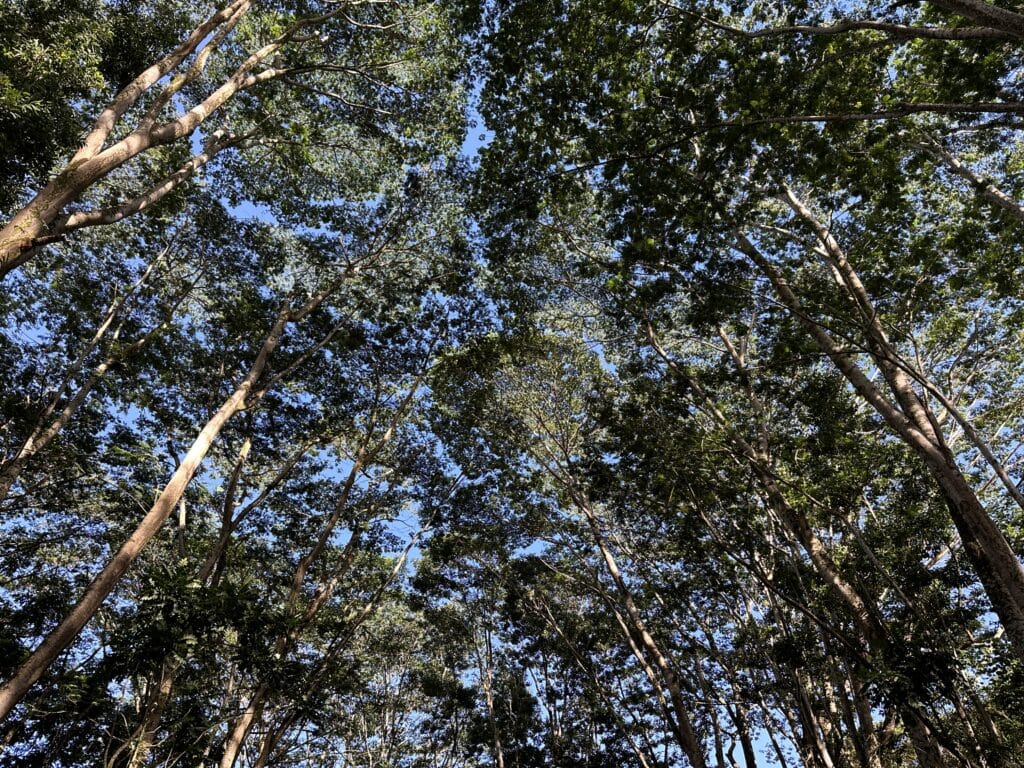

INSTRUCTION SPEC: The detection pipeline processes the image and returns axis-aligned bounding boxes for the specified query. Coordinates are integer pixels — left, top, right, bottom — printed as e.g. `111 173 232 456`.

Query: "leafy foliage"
2 1 1024 767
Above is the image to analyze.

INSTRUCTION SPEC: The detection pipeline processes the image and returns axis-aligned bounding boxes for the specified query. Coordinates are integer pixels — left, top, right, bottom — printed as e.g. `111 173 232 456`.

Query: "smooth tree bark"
730 222 1024 659
526 592 658 768
646 323 967 765
0 284 338 720
0 304 289 720
104 322 376 764
0 0 248 276
929 0 1024 37
668 0 1024 41
215 379 427 768
571 487 709 768
218 520 427 768
915 138 1024 225
475 627 507 768
103 659 178 768
508 385 710 768
0 243 195 505
0 0 359 278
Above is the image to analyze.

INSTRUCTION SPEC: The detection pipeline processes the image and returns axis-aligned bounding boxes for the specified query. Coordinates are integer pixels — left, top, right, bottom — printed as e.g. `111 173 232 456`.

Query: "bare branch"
915 137 1024 222
71 0 253 163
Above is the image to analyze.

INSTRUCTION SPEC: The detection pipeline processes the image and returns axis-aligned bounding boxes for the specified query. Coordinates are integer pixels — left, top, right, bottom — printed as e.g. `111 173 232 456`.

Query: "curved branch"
56 132 247 236
741 19 1014 40
929 0 1024 39
697 102 1024 134
71 0 252 163
915 137 1024 222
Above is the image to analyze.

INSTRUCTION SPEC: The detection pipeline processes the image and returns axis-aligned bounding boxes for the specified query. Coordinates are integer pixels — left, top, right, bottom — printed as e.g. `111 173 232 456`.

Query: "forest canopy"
1 0 1024 766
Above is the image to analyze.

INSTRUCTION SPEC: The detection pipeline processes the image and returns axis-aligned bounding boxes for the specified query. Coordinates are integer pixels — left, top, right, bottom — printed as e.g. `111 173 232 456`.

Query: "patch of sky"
460 81 495 163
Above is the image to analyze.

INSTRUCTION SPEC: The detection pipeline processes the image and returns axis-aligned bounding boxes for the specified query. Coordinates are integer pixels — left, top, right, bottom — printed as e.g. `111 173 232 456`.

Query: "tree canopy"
2 1 1024 767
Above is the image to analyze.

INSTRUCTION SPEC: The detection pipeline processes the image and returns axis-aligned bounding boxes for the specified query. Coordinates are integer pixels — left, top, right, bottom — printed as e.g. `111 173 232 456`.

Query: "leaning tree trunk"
0 305 291 720
572 489 709 768
733 229 1024 659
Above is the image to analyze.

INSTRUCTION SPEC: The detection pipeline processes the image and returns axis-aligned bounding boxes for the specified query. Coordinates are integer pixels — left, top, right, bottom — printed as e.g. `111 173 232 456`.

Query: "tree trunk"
114 659 177 768
0 158 116 277
732 229 1024 658
0 307 290 720
574 491 709 768
219 683 268 768
0 247 177 504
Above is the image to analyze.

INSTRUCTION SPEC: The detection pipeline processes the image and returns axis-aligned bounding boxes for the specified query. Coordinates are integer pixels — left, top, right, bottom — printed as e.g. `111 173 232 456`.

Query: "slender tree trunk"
651 324 955 763
850 675 884 768
532 594 656 768
0 247 179 504
252 710 297 768
106 659 176 768
734 703 758 768
793 669 838 768
693 658 727 768
0 0 345 278
573 491 709 768
477 629 507 768
219 683 269 768
215 444 427 767
0 306 291 720
901 708 950 768
679 600 758 768
732 229 1024 658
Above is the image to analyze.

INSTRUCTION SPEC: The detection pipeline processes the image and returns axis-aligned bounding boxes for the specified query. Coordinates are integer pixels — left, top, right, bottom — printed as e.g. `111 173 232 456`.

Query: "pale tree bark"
0 305 287 720
0 0 353 278
0 244 195 505
928 0 1024 38
214 381 429 768
915 137 1024 224
731 225 1024 658
658 0 1018 41
103 431 253 767
527 592 657 768
0 283 337 720
0 0 248 276
664 0 1024 41
102 658 177 768
792 668 838 768
518 392 710 767
777 180 1024 510
116 420 357 767
573 491 709 768
682 604 759 768
220 519 428 768
646 323 962 765
103 251 405 762
850 675 883 768
475 627 507 768
774 186 1024 628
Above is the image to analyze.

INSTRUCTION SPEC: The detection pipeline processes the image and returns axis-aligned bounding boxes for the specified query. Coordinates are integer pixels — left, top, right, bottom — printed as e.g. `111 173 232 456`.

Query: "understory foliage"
2 1 1024 767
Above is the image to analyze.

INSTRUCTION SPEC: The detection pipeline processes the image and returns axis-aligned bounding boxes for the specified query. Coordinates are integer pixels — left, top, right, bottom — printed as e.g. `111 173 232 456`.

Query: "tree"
4 1 1024 765
475 0 1024 661
0 0 466 278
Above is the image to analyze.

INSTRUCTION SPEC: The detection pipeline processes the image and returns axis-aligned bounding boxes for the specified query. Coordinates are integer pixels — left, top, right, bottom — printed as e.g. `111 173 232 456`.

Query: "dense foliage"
2 1 1024 766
